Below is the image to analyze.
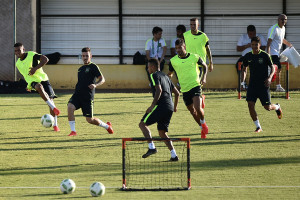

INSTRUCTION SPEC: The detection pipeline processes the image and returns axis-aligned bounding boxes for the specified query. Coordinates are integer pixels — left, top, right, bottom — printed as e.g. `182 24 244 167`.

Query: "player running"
243 36 283 132
67 47 113 136
14 42 61 132
168 39 209 139
139 58 180 161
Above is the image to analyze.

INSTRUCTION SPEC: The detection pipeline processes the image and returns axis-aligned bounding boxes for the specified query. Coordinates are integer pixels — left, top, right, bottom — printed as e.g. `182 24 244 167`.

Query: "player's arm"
205 44 213 72
283 39 292 47
198 58 207 84
265 56 275 87
146 50 151 61
237 43 251 52
266 38 272 54
89 75 105 90
160 46 167 63
29 54 49 75
147 84 162 113
172 86 180 112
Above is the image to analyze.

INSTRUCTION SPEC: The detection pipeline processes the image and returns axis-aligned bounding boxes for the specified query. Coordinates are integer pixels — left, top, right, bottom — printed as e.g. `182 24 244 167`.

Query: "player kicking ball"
139 58 180 161
242 36 283 132
67 47 113 136
14 42 61 132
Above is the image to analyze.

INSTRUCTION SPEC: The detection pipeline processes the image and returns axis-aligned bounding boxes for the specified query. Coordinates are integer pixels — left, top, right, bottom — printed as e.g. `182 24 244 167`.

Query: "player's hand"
174 107 177 112
208 63 213 72
201 77 206 85
88 84 96 89
264 78 271 87
28 67 37 75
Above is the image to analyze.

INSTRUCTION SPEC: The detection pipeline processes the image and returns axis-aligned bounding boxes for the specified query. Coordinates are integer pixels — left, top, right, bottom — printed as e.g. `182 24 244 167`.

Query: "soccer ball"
41 114 54 128
90 182 105 197
60 179 76 194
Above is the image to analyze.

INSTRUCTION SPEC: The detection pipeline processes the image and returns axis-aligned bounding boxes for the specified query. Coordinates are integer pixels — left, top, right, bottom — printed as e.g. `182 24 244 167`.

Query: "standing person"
266 14 293 92
168 39 209 139
184 18 213 72
14 42 61 132
243 36 283 133
67 47 113 136
145 26 167 92
139 58 180 161
236 25 267 90
170 24 186 87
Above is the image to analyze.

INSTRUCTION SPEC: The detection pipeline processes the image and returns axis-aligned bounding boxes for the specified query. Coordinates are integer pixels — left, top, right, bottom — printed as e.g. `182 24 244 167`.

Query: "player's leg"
272 56 285 92
246 87 262 132
140 107 159 158
259 87 283 119
32 81 60 116
67 101 77 136
83 100 113 134
192 95 208 137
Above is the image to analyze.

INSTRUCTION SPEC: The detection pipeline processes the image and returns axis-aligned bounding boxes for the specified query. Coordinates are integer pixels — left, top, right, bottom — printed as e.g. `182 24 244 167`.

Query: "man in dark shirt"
139 58 180 161
67 47 113 136
243 36 283 133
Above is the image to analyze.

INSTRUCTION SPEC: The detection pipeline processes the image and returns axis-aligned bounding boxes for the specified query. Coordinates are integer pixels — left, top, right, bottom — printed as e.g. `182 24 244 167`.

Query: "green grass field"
0 91 299 199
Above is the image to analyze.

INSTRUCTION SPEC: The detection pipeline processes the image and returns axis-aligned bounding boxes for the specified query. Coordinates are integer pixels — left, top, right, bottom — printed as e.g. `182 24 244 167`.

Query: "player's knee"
139 121 145 129
34 83 42 91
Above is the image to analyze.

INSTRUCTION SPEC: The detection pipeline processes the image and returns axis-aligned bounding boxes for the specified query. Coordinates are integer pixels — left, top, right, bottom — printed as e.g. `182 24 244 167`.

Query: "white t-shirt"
145 38 166 59
170 37 179 55
237 33 267 56
268 24 285 56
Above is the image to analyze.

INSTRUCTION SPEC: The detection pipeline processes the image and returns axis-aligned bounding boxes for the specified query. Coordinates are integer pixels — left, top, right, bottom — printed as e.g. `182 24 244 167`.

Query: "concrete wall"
43 64 300 90
0 0 36 81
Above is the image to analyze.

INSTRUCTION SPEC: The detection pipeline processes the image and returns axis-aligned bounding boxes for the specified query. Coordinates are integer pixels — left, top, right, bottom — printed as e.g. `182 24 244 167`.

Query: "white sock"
170 149 177 158
98 120 109 129
69 121 76 132
46 100 55 110
200 119 205 124
275 104 280 110
53 115 58 126
241 82 245 86
148 142 155 149
254 120 261 128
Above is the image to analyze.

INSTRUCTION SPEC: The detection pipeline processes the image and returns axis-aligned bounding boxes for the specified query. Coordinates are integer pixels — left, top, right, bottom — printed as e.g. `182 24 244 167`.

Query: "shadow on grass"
191 156 300 170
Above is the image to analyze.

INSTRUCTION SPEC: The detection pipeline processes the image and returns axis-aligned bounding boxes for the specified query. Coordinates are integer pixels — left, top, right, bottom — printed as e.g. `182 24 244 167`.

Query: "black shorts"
271 55 282 69
141 106 173 132
246 86 271 106
182 86 202 106
31 80 57 99
68 93 94 117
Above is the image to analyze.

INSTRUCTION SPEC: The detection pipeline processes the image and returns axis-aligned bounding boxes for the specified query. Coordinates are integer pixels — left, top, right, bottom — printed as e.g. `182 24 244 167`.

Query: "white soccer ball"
41 114 54 128
90 182 105 197
60 179 76 194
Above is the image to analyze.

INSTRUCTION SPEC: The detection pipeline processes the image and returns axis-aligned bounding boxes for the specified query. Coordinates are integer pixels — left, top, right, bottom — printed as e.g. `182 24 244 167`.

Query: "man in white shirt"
170 25 186 57
236 25 267 90
266 14 293 92
145 26 167 91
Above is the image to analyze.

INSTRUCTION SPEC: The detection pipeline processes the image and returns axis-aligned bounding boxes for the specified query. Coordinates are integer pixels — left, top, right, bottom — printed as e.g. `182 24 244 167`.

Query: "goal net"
122 138 191 191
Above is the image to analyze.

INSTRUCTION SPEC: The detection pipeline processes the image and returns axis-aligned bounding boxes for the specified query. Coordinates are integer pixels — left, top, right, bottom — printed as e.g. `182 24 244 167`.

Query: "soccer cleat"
53 107 60 116
106 122 114 134
201 94 206 109
275 103 282 119
142 148 157 158
255 127 263 133
170 156 179 162
201 123 209 135
68 131 77 136
241 83 248 91
53 126 60 132
275 86 285 92
201 130 206 139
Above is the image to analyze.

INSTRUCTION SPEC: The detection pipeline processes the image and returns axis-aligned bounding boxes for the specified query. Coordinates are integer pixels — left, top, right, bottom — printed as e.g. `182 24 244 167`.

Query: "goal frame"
122 137 191 191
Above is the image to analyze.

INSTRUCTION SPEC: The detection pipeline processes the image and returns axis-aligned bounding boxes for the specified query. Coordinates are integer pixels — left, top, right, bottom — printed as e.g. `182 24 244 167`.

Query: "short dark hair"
175 38 185 46
176 24 186 32
152 26 163 35
190 18 198 22
247 25 256 32
251 36 260 43
148 58 160 69
82 47 91 53
14 42 23 47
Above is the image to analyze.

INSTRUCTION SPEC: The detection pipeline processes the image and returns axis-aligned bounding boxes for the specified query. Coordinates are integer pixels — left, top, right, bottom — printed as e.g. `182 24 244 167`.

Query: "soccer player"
14 42 61 132
243 36 283 133
266 14 293 92
67 47 113 136
168 39 209 139
139 58 180 161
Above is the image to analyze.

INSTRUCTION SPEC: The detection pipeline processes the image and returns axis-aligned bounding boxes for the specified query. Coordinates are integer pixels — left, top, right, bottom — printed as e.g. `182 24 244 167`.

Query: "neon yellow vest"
170 53 201 93
16 51 48 90
184 30 209 62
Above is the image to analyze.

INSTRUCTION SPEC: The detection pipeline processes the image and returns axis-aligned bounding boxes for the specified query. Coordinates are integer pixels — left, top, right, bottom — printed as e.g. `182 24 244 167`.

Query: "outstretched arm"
206 45 213 72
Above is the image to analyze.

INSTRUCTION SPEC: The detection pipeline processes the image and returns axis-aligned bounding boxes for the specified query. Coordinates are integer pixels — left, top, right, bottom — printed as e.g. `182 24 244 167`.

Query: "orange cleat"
255 127 263 133
53 126 60 132
107 122 114 134
53 108 60 116
68 131 77 136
